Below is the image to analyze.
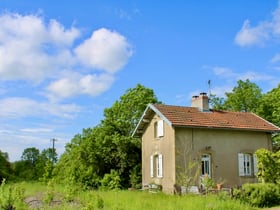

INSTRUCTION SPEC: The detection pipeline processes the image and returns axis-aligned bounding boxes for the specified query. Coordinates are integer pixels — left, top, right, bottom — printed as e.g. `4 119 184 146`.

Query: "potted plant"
216 177 225 190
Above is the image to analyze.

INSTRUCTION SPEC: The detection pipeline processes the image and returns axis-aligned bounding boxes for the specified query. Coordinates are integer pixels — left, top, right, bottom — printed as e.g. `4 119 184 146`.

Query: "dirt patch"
24 196 80 209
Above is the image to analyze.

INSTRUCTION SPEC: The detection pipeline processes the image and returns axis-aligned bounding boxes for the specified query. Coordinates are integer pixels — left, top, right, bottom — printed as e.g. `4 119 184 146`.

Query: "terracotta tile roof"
153 104 280 132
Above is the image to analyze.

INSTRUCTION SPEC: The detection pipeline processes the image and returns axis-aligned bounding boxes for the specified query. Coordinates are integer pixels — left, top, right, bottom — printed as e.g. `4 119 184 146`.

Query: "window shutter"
150 155 154 177
253 154 258 177
157 120 164 137
158 154 163 178
238 153 245 176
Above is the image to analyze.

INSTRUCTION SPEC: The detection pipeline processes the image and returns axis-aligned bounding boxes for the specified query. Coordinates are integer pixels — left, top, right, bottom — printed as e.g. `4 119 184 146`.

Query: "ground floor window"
201 154 211 177
150 154 163 178
238 153 258 176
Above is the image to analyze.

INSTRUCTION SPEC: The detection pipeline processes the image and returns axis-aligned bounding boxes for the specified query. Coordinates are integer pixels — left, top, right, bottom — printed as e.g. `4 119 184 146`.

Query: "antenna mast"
208 80 211 96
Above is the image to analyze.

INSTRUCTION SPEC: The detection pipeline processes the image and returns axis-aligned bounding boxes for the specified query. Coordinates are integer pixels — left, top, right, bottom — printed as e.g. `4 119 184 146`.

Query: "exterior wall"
175 127 272 188
142 114 175 193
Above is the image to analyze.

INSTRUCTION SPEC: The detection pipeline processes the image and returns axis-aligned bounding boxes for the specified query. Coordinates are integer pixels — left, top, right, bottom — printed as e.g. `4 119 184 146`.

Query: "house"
132 93 280 193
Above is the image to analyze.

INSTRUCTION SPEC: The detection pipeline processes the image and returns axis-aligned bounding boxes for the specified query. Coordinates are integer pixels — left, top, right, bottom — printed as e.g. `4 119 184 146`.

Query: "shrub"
255 148 280 184
233 183 280 207
129 165 141 189
100 170 121 190
0 179 26 209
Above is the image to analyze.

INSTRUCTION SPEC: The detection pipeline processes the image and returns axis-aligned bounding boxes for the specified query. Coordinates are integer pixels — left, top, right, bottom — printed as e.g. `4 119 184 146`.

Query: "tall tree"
54 84 160 188
21 147 40 166
257 84 280 151
224 79 262 112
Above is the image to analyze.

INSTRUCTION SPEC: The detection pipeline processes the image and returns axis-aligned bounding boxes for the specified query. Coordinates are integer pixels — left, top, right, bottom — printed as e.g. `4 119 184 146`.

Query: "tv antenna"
208 80 211 96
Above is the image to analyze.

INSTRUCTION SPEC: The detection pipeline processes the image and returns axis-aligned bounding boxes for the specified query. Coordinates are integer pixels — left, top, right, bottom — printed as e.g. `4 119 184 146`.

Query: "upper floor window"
154 120 164 138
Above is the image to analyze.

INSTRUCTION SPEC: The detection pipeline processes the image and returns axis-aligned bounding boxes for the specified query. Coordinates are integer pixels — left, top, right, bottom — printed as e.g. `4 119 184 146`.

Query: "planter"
217 184 223 190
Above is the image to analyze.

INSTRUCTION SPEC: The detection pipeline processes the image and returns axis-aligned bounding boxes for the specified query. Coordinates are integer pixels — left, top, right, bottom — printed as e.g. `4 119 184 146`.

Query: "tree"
256 84 280 151
21 147 40 166
224 79 262 112
209 94 226 110
14 147 57 181
54 84 160 188
0 150 11 181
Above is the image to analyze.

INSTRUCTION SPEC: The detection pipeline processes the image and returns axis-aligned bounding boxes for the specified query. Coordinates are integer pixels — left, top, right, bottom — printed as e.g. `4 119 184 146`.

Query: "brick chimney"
191 92 209 111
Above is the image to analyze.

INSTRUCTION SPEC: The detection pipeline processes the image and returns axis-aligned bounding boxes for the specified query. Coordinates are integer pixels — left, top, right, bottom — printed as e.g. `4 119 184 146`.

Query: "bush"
100 170 121 190
233 183 280 207
0 179 26 209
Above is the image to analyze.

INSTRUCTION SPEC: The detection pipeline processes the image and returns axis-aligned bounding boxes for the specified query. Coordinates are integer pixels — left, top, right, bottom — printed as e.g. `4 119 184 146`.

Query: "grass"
0 181 271 210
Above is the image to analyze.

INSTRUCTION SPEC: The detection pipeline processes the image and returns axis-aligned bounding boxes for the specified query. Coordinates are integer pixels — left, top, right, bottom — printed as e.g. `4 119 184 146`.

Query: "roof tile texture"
153 104 280 132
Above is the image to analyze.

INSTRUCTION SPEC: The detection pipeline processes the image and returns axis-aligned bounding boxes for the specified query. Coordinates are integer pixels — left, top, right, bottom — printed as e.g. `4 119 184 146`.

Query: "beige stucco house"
132 93 280 193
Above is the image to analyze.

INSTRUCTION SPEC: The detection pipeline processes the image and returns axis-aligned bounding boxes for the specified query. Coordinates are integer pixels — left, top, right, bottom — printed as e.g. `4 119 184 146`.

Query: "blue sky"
1 1 280 161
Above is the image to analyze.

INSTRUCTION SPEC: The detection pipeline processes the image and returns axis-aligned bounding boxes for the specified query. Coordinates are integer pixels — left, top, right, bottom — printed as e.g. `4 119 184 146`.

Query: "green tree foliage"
256 85 280 151
13 147 57 181
257 84 280 127
54 84 159 188
0 151 11 181
209 94 226 110
210 80 280 150
210 79 262 112
255 148 280 184
224 79 262 112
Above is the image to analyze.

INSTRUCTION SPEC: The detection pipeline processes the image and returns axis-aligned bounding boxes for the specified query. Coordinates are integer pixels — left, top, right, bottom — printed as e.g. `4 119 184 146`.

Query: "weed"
0 179 26 209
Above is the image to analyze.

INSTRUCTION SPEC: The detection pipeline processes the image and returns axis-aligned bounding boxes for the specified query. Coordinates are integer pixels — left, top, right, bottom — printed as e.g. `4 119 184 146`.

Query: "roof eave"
132 104 173 137
172 124 280 133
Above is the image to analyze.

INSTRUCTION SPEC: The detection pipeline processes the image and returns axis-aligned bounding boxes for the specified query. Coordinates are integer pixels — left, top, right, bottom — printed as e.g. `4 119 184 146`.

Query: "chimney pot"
191 92 209 111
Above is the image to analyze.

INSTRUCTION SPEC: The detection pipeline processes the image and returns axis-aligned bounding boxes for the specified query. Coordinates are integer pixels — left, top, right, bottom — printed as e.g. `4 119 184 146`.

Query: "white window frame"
154 120 164 138
150 155 154 177
238 153 258 177
150 154 163 178
201 154 211 177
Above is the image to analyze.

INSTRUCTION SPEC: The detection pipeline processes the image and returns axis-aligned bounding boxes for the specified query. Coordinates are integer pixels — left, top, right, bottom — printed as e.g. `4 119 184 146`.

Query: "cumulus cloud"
46 72 115 100
235 20 270 47
235 1 280 47
75 28 133 73
0 12 132 99
0 13 80 81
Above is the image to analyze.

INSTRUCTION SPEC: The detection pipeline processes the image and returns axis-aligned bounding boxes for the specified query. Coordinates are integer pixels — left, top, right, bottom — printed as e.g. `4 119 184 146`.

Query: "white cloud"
270 53 280 63
213 67 235 77
0 13 80 82
235 1 280 47
20 128 53 133
212 66 274 83
235 20 270 47
0 12 132 100
0 97 80 119
46 73 115 100
75 28 133 73
237 71 274 82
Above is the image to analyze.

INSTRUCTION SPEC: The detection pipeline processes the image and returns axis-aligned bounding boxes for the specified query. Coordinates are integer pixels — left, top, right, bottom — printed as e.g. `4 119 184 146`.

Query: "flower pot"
217 184 222 190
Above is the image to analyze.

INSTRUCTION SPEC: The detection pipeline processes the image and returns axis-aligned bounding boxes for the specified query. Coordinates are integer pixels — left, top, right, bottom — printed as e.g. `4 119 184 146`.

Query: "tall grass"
2 181 262 210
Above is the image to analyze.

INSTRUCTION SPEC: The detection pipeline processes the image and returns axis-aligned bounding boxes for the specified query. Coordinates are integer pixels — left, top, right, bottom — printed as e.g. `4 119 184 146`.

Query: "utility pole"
50 138 57 164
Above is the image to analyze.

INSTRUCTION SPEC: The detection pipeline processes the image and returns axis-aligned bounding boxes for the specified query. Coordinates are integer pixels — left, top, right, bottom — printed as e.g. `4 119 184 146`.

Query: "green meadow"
0 181 266 210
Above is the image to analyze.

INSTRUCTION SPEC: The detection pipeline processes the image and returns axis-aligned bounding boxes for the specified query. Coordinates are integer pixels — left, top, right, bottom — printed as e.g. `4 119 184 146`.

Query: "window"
238 153 258 176
150 154 163 178
154 120 164 138
201 154 211 177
